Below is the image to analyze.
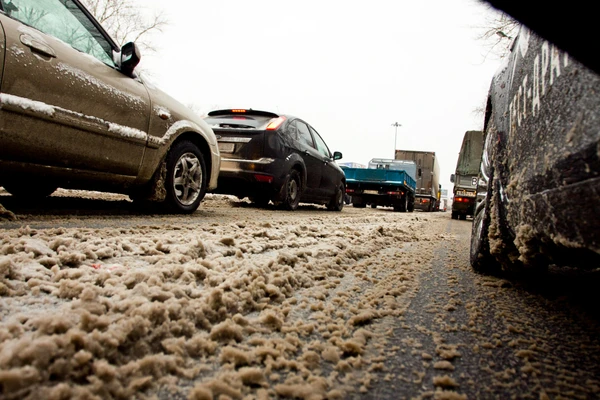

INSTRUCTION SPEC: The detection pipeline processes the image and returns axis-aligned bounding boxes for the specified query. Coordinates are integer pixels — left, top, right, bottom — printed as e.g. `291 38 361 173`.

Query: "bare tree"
475 2 520 60
80 0 168 53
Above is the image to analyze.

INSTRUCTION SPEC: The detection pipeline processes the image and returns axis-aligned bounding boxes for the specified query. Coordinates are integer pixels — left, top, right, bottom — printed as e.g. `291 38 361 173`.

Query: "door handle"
20 34 56 58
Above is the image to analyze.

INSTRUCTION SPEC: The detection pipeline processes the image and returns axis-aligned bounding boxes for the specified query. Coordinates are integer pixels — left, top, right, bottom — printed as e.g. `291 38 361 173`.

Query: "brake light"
266 116 286 130
231 109 246 113
455 197 464 202
254 174 273 183
346 188 355 193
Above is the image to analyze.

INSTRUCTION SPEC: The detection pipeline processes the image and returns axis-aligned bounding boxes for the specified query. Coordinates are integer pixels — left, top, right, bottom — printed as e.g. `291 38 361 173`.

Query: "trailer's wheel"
393 194 408 212
352 197 366 208
327 182 345 211
407 196 414 212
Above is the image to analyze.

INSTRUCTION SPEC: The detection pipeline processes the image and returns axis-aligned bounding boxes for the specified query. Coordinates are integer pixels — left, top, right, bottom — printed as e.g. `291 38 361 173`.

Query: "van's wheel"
327 182 345 211
470 123 502 273
280 169 301 210
165 141 207 213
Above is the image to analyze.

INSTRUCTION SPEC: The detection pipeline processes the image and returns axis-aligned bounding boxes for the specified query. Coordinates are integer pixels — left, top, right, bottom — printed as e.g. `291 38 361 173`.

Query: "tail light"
254 174 273 183
266 116 287 130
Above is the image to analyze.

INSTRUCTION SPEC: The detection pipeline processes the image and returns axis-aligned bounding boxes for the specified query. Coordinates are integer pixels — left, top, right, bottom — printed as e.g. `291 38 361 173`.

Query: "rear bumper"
452 198 475 215
211 157 287 198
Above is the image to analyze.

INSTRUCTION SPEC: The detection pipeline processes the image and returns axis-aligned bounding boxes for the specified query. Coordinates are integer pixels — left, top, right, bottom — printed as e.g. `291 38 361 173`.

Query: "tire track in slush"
361 218 600 399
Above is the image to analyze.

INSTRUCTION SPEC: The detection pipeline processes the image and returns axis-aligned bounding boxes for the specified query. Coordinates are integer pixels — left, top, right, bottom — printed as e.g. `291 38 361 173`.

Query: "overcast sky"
140 0 506 195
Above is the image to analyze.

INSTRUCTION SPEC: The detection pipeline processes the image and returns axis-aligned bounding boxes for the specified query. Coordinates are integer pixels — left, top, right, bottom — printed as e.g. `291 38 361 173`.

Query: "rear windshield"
204 115 274 130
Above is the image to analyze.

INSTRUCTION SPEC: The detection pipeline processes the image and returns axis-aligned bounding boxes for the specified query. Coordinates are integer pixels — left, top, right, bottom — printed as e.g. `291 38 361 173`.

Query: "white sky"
140 0 505 194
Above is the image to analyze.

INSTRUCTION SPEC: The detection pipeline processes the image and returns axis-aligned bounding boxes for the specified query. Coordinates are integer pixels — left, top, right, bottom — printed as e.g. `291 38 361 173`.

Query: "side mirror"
333 151 343 161
120 42 141 76
450 174 455 183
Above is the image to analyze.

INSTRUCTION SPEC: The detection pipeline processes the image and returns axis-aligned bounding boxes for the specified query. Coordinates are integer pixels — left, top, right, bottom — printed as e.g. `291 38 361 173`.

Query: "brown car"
0 0 220 213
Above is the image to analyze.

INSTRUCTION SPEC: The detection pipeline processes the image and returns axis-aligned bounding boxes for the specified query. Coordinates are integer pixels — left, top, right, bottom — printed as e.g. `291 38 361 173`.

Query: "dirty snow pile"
0 196 444 399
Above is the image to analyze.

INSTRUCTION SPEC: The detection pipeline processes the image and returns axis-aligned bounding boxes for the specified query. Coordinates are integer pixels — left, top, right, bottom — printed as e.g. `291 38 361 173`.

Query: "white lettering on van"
509 41 571 133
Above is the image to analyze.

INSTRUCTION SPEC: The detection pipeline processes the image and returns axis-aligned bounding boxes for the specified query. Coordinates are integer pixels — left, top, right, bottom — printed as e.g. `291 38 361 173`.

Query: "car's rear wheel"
3 180 57 199
165 141 207 213
280 169 301 211
250 194 271 208
327 182 345 211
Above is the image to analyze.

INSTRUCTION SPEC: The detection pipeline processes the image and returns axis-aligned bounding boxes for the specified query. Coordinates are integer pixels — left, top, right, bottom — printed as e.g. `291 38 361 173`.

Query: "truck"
450 131 483 220
343 158 416 212
394 150 440 212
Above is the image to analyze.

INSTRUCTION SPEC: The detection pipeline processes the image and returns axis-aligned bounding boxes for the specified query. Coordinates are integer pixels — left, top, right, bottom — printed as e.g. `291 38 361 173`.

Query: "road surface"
1 191 599 399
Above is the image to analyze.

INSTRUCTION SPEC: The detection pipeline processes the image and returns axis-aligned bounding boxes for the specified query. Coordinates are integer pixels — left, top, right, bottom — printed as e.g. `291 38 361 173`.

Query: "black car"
470 26 600 274
204 109 345 211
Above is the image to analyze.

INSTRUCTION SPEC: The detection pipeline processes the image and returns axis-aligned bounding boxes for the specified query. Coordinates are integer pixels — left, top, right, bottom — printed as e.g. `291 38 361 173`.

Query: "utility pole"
391 122 402 159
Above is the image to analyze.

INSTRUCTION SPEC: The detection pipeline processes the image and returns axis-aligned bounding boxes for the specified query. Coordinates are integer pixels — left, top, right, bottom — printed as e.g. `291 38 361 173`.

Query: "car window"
2 0 115 66
310 126 331 158
287 121 300 141
295 121 315 149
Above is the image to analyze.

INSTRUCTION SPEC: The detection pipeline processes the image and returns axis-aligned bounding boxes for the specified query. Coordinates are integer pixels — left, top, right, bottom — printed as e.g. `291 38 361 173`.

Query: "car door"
0 0 150 178
309 125 337 197
287 119 322 197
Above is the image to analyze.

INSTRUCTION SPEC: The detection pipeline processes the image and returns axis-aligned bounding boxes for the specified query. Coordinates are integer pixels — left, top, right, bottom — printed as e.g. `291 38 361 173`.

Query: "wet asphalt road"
360 218 600 400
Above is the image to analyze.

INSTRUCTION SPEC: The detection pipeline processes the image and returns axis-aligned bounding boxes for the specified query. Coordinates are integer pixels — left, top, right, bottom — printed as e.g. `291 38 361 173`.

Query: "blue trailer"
342 158 417 212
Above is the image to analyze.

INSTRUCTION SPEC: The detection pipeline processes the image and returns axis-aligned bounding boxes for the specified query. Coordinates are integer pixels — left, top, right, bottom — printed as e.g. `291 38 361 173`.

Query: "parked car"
0 0 220 213
204 109 345 211
470 26 600 274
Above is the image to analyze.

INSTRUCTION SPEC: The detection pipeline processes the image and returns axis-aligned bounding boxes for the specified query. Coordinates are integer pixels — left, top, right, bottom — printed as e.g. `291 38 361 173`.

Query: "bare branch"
473 0 520 60
80 0 169 53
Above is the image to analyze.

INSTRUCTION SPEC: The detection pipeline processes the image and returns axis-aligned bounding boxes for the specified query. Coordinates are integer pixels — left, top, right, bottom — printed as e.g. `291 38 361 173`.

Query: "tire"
251 194 271 208
352 197 366 208
459 214 467 220
3 180 57 199
393 194 408 212
280 169 302 211
327 182 345 211
407 195 414 212
470 123 504 274
451 211 458 220
164 140 207 213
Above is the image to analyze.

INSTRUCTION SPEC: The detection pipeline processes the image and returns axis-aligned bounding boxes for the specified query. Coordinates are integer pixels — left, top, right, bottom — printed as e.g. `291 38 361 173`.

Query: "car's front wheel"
327 182 345 211
165 141 207 213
